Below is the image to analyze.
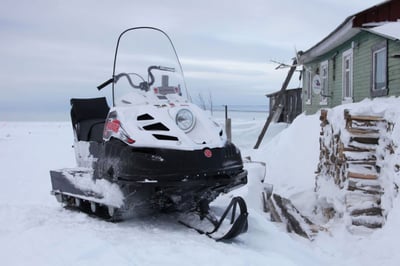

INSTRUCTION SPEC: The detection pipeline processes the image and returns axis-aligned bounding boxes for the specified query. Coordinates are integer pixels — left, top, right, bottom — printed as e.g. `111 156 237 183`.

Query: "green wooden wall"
302 31 400 115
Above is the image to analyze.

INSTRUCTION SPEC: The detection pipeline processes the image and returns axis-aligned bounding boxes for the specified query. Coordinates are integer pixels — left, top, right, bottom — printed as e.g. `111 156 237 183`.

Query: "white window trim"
372 46 387 91
320 60 328 106
342 48 353 104
305 70 312 105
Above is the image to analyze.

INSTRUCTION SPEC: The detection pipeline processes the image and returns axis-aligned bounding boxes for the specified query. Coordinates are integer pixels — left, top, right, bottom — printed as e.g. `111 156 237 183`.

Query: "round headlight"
176 109 195 132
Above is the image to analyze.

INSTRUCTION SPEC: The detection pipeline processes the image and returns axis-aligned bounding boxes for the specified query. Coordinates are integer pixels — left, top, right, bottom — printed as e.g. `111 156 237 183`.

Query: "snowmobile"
50 27 248 241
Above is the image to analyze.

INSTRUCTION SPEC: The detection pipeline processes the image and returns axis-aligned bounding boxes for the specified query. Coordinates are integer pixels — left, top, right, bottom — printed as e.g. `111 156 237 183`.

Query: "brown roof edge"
353 0 400 27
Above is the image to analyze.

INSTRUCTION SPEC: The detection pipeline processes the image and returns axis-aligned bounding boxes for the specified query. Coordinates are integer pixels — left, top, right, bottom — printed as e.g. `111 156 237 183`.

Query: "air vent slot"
143 123 169 131
152 134 179 141
137 114 154 121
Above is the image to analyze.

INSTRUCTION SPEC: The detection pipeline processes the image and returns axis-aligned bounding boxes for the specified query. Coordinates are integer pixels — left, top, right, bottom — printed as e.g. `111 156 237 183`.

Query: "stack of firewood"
316 109 388 230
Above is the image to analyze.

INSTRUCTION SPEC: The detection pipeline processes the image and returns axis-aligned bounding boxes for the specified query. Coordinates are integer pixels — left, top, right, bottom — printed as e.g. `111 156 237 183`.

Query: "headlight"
176 109 195 132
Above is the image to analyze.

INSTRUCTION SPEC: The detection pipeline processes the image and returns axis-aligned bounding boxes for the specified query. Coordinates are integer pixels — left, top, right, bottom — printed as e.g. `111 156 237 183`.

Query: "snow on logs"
261 190 324 240
315 108 398 231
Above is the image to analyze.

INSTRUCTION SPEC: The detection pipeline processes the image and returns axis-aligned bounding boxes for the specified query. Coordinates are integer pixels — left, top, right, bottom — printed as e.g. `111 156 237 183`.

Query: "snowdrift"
2 97 400 265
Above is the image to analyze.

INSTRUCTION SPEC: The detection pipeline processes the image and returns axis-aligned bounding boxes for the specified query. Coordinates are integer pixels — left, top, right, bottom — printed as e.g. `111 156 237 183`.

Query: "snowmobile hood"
106 101 227 150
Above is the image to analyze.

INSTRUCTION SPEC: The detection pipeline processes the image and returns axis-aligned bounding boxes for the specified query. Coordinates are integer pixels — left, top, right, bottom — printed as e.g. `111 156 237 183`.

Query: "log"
320 109 329 127
347 128 379 135
348 171 378 180
264 196 282 223
348 183 383 195
272 194 310 239
350 207 382 217
345 192 381 208
351 216 383 229
349 136 379 145
347 115 384 122
344 110 384 122
343 146 376 152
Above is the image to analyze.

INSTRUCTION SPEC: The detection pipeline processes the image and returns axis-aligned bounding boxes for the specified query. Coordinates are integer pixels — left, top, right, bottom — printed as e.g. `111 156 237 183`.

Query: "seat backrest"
70 97 110 141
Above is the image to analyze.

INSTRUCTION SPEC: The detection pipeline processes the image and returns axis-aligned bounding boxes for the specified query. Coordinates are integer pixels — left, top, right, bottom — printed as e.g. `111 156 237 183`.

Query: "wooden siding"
303 31 400 115
267 88 302 123
388 39 400 95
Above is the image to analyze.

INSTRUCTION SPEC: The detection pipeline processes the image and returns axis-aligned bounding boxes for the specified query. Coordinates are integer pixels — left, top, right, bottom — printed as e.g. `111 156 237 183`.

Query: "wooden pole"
254 58 297 149
225 105 232 142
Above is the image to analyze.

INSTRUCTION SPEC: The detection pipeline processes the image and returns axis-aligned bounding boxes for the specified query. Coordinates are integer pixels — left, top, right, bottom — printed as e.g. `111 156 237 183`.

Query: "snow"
59 168 124 207
368 21 400 40
2 98 400 265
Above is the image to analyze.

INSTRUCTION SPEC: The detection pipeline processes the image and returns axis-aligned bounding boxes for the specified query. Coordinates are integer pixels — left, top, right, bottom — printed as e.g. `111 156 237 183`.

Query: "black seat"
70 97 110 142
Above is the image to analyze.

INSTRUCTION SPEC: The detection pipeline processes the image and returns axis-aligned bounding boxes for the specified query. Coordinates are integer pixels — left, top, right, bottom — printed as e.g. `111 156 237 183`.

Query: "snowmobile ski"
179 197 248 241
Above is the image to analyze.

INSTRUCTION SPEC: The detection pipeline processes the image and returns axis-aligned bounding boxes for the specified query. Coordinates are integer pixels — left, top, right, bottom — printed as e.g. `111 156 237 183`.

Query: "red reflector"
204 149 212 158
127 138 135 144
106 119 120 133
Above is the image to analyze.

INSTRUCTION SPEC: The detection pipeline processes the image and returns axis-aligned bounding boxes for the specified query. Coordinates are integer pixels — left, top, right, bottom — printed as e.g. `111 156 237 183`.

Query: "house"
298 0 400 114
266 88 302 123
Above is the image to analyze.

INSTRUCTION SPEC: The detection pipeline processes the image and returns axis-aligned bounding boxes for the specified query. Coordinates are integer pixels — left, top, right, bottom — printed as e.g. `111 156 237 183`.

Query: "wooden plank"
272 194 309 239
351 216 383 229
348 115 384 122
347 128 379 135
348 171 378 180
349 136 379 145
346 160 376 165
320 109 328 127
346 144 377 152
344 150 376 161
347 179 382 192
263 193 282 223
350 207 382 217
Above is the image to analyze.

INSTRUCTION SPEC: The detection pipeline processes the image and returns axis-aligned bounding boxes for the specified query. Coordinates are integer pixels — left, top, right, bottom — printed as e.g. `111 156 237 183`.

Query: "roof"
299 0 400 64
266 88 301 97
365 21 400 40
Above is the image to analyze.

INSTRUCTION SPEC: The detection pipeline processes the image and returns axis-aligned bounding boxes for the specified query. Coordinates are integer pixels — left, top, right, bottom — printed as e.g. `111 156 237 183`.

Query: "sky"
0 0 381 120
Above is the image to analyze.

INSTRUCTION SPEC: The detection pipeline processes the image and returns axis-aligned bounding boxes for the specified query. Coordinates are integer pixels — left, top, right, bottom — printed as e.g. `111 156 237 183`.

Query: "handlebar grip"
97 78 114 90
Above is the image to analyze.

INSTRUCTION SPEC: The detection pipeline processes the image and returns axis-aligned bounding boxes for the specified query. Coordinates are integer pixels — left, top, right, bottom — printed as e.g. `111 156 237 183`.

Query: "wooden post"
254 58 297 149
225 105 232 142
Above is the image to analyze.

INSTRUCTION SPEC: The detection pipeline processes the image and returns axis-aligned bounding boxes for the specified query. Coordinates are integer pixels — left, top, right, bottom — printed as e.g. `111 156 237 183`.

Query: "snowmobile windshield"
111 27 189 106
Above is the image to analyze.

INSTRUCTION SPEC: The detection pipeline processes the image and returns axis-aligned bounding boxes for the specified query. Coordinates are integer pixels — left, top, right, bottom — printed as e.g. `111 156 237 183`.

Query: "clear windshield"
112 28 189 105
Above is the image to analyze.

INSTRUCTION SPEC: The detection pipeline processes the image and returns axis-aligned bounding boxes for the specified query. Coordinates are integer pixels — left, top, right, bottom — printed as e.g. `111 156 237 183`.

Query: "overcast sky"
0 0 380 120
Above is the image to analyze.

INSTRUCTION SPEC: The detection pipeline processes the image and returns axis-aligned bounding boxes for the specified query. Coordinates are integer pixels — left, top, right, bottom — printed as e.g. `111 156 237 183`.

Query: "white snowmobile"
50 27 248 241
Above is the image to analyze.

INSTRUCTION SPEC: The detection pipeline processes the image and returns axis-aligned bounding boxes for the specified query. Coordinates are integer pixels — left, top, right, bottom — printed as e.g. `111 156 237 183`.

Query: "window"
305 69 312 105
342 49 353 103
371 41 388 97
320 61 328 105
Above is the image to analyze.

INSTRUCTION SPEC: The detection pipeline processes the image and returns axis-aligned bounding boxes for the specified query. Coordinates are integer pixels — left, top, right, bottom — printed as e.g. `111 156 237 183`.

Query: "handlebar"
98 65 175 91
148 65 175 86
97 78 114 91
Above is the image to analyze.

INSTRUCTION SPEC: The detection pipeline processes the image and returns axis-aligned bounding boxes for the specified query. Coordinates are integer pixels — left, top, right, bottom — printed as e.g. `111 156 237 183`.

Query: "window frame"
320 60 329 106
371 40 388 97
342 48 353 104
305 69 312 105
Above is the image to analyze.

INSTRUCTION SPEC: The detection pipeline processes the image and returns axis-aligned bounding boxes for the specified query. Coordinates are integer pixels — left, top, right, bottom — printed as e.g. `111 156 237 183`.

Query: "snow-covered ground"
1 99 400 265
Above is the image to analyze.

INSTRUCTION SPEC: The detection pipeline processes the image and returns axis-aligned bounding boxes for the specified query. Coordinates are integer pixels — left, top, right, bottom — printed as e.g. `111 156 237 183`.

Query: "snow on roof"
365 21 400 40
298 16 360 64
299 0 400 64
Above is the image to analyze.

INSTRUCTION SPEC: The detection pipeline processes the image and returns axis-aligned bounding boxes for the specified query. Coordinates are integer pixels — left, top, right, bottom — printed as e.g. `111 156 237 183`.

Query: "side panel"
74 141 103 168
